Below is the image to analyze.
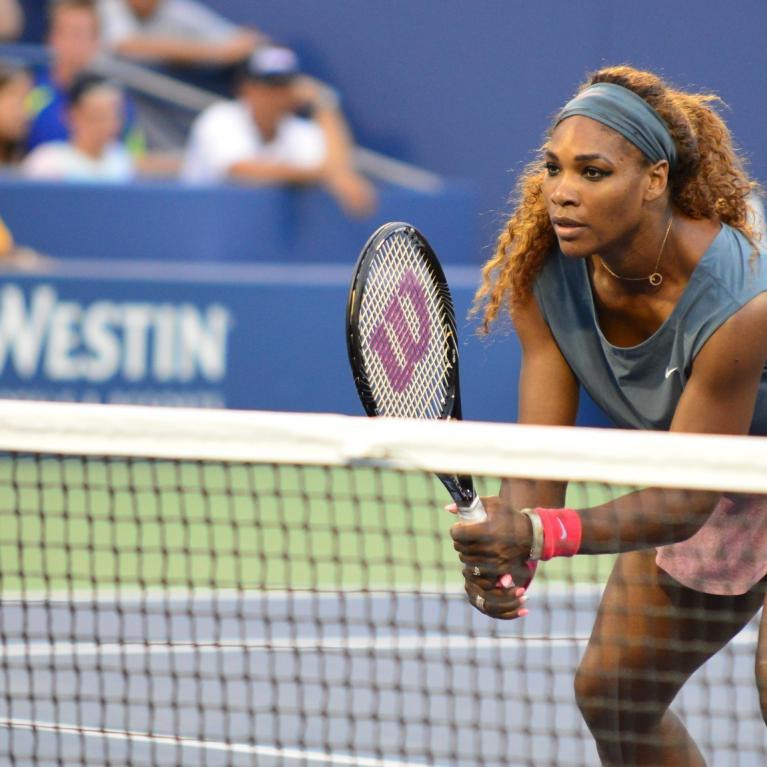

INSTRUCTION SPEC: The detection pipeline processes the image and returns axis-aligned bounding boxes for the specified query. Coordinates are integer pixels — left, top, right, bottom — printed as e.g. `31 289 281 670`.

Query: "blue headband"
555 82 677 171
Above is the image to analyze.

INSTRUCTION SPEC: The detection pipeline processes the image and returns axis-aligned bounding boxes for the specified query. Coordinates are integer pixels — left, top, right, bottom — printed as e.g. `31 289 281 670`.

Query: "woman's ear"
644 160 670 202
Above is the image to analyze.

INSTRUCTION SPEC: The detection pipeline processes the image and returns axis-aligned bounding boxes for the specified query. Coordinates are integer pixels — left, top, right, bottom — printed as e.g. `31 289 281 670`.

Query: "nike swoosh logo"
665 366 678 379
556 519 567 540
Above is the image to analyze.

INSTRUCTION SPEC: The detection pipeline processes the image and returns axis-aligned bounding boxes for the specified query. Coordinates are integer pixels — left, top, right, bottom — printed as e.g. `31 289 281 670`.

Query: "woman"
22 74 135 182
450 65 767 765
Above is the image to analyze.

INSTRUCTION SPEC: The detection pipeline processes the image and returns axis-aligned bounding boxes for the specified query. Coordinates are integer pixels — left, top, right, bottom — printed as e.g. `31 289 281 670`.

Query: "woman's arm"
453 292 767 579
500 293 579 510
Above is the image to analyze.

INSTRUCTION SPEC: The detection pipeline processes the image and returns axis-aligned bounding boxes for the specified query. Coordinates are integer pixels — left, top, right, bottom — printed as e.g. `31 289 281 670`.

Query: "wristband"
519 508 544 560
536 507 582 560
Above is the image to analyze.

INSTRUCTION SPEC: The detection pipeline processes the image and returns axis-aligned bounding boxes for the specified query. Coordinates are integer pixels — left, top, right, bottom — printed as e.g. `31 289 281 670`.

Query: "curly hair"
473 65 760 332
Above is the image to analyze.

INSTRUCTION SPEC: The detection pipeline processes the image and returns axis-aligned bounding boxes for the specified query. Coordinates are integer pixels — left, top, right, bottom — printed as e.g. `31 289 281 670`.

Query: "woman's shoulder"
697 223 767 294
22 141 71 168
25 140 69 157
21 141 72 175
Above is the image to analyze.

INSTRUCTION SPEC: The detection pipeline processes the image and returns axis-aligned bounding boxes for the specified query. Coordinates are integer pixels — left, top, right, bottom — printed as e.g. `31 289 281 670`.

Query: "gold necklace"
599 216 673 288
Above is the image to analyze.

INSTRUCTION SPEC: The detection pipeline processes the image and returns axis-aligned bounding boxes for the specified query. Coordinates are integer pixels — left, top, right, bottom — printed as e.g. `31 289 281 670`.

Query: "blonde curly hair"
474 65 759 332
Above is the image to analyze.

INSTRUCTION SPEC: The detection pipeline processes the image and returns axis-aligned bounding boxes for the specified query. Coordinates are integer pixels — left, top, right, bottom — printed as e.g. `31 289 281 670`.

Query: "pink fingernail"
519 595 528 603
514 587 525 597
518 608 529 617
499 574 514 589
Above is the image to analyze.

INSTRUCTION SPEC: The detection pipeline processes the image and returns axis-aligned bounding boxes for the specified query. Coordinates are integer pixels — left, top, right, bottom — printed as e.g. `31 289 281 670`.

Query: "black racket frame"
346 221 478 507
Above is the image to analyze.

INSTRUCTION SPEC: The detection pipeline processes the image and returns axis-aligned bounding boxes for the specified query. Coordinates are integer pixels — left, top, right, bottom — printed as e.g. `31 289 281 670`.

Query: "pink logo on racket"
369 270 431 392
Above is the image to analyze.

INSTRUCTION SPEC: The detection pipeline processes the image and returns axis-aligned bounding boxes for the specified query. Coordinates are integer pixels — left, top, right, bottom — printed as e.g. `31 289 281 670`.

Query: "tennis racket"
346 221 486 523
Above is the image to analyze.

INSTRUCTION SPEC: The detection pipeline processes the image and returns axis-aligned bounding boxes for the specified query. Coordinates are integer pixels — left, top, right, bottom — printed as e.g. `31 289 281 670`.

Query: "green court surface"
0 457 617 594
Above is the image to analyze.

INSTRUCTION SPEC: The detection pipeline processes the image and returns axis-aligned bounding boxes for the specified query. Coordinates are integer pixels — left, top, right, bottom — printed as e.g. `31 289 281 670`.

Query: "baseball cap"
243 46 300 85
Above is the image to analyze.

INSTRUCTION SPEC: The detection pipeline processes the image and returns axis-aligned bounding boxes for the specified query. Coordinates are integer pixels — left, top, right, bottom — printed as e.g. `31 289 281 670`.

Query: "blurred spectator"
181 47 376 217
0 0 22 40
22 74 134 181
27 0 143 154
98 0 265 68
0 58 31 164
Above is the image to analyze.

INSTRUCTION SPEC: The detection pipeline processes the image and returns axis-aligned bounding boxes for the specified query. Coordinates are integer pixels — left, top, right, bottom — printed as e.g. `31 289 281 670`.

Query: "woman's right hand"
448 496 537 619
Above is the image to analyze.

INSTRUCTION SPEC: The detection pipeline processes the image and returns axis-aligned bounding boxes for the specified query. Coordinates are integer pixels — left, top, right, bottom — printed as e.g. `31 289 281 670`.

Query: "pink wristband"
536 507 582 560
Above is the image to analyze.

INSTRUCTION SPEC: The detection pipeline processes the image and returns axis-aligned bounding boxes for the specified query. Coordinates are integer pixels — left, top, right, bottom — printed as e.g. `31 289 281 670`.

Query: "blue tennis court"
2 588 764 766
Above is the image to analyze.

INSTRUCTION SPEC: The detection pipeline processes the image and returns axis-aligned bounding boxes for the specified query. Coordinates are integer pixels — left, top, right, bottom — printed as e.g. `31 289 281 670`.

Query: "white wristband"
519 508 544 561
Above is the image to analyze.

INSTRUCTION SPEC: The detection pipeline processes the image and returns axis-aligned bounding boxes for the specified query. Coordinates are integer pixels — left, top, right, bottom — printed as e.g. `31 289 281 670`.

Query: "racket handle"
457 495 487 523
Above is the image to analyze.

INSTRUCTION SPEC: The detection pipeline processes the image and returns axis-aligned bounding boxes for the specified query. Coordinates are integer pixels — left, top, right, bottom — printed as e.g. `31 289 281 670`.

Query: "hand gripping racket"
346 221 486 524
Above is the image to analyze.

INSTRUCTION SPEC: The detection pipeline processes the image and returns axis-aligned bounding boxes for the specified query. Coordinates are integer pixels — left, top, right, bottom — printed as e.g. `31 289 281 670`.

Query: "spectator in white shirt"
98 0 265 68
22 74 134 181
181 46 376 217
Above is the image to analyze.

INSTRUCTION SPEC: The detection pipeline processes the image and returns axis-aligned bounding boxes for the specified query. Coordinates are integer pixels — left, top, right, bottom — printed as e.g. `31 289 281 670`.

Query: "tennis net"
0 399 766 766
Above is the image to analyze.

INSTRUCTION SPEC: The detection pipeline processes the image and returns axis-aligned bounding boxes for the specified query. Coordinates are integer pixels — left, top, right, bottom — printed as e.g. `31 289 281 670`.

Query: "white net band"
0 399 764 493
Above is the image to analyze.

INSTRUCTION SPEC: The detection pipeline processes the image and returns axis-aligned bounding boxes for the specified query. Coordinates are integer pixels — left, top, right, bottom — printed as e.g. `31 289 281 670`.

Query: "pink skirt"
655 494 767 596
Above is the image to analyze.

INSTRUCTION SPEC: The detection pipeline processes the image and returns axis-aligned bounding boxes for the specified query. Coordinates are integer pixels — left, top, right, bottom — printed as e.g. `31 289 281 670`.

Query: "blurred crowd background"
0 0 764 421
0 0 378 221
0 2 764 252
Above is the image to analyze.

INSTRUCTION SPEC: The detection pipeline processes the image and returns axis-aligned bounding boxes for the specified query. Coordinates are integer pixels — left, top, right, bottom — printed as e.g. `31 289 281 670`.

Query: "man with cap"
181 46 376 218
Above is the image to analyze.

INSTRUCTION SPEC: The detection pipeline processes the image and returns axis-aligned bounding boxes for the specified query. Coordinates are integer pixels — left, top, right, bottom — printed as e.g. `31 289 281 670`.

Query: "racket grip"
457 495 487 523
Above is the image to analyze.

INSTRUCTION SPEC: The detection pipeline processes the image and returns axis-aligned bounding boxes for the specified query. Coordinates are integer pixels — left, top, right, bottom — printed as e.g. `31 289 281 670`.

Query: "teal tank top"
532 224 767 434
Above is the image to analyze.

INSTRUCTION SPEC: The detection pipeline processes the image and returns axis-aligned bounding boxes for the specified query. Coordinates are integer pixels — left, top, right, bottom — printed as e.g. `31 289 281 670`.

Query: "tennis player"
450 65 767 765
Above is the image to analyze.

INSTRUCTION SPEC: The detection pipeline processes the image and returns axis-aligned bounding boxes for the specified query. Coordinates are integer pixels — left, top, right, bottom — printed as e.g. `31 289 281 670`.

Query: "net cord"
0 399 763 493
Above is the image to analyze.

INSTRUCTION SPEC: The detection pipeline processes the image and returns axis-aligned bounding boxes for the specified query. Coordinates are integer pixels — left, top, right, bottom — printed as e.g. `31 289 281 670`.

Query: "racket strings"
358 233 455 418
382 241 453 415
